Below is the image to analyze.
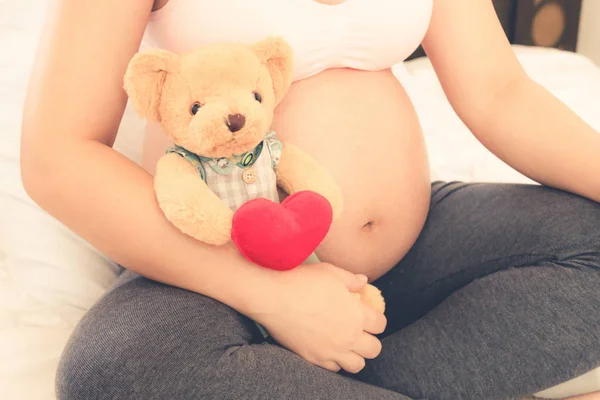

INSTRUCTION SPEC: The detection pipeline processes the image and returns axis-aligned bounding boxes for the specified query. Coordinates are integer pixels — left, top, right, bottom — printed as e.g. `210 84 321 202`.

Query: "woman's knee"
55 322 126 400
56 276 260 399
537 187 600 250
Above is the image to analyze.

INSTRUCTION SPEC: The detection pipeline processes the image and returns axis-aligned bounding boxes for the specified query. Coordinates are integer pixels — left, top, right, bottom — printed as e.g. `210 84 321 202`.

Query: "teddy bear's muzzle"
226 113 246 133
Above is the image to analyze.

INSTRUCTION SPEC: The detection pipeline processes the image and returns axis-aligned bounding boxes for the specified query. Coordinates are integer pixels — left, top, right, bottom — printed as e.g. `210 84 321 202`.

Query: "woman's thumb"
321 263 369 291
347 274 369 292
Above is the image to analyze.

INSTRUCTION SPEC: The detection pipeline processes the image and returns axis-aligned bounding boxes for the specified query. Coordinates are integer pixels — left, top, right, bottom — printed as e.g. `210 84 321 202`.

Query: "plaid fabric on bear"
166 131 283 211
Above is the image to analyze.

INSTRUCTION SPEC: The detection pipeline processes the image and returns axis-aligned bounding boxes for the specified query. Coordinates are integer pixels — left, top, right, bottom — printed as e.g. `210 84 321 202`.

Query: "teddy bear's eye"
253 92 262 103
190 102 202 116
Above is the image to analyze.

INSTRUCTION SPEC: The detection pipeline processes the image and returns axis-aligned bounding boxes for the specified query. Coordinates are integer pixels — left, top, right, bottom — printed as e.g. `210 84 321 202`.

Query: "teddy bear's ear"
124 49 181 121
250 37 294 105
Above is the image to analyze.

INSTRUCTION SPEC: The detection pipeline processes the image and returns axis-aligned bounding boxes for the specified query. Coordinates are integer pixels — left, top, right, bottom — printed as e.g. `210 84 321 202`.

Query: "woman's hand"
250 263 387 374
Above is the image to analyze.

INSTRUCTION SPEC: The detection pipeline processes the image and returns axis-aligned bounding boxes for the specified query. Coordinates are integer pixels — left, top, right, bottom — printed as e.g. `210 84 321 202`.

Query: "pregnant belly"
142 68 431 280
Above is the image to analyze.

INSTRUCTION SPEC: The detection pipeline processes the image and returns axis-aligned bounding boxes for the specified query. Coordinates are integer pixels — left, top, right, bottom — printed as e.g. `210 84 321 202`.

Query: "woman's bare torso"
144 0 432 281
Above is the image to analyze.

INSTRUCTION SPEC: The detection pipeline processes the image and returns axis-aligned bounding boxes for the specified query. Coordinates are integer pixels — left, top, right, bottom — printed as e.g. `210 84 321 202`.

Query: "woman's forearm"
472 76 600 203
19 0 278 318
21 138 276 315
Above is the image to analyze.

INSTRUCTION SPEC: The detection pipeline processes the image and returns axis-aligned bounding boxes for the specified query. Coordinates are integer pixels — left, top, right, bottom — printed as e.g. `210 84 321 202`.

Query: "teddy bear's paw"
359 284 386 314
157 198 233 246
327 185 344 221
202 212 234 245
179 209 233 246
310 182 343 221
197 229 231 246
305 169 344 221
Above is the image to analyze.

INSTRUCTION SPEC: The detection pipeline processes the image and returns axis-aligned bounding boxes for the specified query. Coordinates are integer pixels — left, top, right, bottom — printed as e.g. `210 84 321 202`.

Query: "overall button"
242 169 257 184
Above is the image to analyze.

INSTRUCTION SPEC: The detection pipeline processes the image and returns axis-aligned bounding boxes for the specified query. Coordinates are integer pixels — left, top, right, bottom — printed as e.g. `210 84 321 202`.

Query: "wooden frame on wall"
514 0 582 51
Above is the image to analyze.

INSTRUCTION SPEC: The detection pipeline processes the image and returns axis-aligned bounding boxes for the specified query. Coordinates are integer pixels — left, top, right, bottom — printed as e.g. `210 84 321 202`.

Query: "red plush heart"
231 191 333 271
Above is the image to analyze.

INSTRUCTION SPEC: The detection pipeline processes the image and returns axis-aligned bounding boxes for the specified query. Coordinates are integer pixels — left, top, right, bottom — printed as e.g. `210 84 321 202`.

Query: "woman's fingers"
362 304 387 335
336 352 366 374
318 360 341 372
352 332 383 359
320 263 368 292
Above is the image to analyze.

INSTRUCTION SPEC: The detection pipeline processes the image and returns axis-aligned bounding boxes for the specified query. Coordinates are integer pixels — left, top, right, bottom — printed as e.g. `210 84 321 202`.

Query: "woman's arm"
20 0 273 312
422 0 600 203
20 0 383 373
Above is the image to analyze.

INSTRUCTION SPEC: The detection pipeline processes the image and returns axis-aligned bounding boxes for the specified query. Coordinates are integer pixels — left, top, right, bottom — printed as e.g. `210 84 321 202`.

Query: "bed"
1 1 599 399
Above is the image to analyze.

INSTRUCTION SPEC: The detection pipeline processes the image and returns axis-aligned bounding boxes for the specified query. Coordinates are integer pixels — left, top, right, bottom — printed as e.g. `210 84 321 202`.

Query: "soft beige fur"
124 37 384 312
277 142 344 220
154 152 234 245
358 284 386 315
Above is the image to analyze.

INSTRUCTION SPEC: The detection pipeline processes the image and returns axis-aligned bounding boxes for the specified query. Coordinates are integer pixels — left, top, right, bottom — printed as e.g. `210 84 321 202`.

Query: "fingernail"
357 274 368 283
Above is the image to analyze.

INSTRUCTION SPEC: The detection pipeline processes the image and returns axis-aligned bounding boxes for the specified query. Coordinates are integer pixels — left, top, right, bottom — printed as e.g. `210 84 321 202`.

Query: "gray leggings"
56 182 600 400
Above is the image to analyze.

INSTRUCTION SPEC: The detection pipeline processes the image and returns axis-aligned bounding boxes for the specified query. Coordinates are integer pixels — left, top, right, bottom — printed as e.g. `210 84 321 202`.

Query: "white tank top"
143 0 434 81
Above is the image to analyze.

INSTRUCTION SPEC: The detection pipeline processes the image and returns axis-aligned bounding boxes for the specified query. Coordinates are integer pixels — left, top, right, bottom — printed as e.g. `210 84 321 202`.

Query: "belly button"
362 221 375 232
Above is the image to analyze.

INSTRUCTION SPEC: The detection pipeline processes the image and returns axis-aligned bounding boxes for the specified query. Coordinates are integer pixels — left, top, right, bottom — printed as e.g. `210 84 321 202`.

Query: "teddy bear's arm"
154 153 234 245
276 142 344 220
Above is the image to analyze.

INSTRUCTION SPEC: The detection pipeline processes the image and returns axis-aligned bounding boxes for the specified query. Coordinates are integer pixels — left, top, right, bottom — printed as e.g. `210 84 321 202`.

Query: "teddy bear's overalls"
167 131 283 211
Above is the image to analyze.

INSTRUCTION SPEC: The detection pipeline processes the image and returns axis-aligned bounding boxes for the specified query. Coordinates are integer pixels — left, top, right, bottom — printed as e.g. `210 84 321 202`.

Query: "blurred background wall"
579 0 600 65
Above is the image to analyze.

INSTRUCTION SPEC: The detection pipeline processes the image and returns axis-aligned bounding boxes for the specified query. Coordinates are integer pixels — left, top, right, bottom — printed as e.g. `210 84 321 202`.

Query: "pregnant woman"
21 0 600 399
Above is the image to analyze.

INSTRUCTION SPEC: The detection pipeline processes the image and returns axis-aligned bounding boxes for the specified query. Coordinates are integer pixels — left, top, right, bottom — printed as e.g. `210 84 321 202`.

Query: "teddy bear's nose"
226 114 246 133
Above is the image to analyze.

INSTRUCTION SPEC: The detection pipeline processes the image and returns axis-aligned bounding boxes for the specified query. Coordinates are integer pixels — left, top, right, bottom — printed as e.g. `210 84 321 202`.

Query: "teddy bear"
123 36 385 314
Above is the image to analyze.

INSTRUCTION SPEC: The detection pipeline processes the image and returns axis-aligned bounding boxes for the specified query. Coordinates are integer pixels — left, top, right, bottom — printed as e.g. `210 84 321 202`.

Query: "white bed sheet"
1 1 599 398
